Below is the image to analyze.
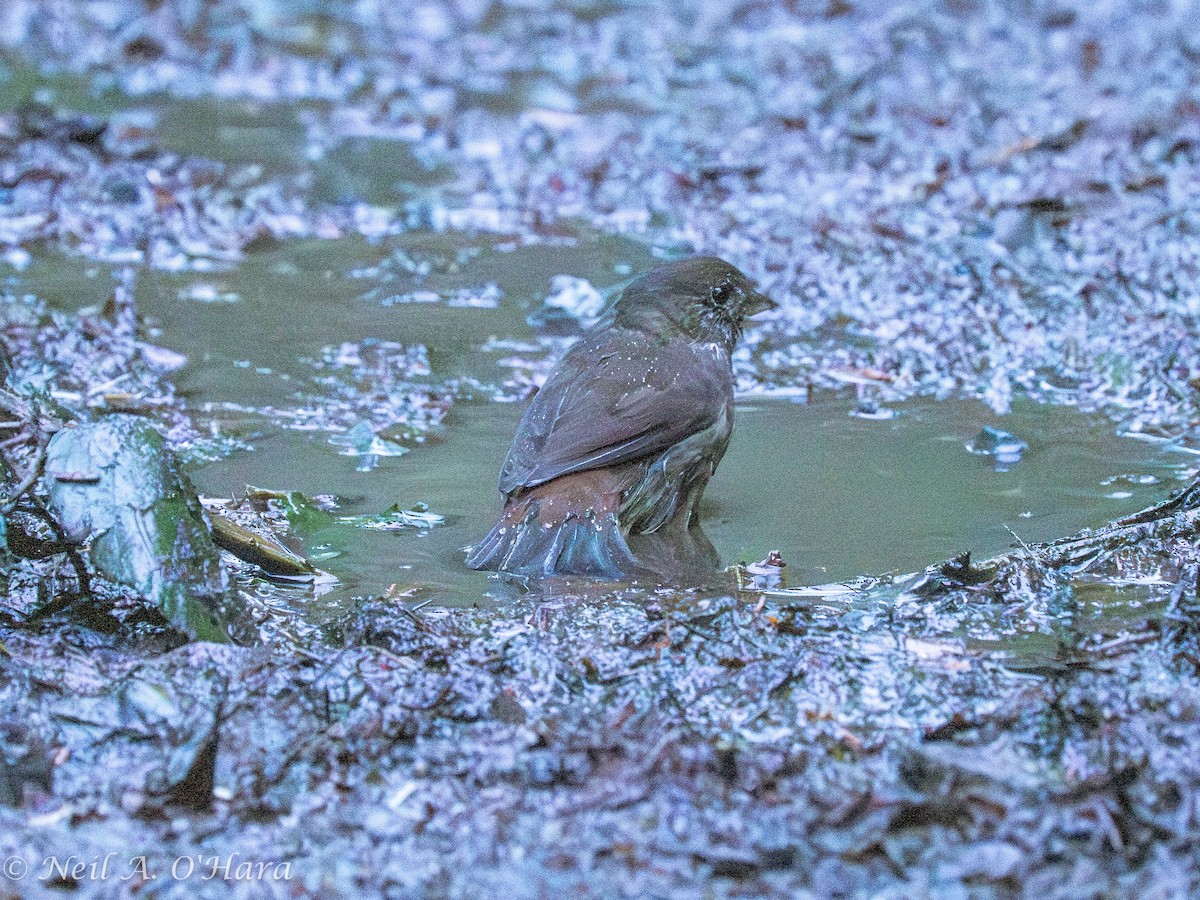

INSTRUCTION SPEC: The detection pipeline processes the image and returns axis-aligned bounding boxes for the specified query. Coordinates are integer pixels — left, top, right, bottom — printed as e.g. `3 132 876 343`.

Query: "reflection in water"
626 526 723 588
472 525 728 604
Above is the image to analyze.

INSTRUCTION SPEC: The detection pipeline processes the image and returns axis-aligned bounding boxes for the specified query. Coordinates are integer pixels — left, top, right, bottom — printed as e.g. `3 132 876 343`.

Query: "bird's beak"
745 290 778 317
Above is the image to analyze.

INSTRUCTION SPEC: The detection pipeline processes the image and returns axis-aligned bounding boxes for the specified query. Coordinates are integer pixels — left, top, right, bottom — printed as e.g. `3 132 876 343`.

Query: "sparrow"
466 256 776 579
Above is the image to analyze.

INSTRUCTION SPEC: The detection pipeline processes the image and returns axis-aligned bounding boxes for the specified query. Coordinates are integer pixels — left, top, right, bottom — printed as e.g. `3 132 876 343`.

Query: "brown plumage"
466 256 775 578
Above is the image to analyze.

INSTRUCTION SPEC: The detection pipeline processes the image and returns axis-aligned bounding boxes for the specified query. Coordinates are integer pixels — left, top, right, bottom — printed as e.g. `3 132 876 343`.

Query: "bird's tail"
465 473 641 578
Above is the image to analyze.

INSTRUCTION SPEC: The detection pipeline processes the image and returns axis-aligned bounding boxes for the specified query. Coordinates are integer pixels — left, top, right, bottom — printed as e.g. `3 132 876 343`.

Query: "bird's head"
613 256 776 352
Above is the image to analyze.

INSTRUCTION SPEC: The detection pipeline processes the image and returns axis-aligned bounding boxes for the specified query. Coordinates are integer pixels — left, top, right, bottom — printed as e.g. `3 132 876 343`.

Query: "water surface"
189 394 1185 610
9 227 1183 611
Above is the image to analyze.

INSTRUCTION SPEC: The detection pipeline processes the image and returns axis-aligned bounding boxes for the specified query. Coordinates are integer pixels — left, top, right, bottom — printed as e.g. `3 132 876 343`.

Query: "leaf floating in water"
179 282 240 304
339 501 446 532
207 511 315 578
849 399 897 420
831 368 897 420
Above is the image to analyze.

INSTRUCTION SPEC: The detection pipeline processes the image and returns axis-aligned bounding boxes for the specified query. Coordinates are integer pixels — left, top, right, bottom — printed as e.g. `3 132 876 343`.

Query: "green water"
114 238 1180 607
187 393 1184 610
8 231 1186 611
711 398 1184 579
147 234 651 388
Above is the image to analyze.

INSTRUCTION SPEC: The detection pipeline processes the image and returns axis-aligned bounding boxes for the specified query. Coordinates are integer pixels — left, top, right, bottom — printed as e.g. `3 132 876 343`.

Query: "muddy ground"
2 0 1200 897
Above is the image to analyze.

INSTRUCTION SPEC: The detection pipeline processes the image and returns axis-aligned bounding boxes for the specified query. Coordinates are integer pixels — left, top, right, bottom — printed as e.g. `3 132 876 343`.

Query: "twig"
1091 632 1156 655
0 389 64 434
1003 524 1035 557
1 433 48 514
0 431 32 450
17 501 90 593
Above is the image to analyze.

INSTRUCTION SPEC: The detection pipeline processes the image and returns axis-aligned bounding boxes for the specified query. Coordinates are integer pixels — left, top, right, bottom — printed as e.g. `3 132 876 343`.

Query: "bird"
466 255 776 579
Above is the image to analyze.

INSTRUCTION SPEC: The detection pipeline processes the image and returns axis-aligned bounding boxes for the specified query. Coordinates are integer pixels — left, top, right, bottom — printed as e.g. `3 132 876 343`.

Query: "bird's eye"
710 281 732 304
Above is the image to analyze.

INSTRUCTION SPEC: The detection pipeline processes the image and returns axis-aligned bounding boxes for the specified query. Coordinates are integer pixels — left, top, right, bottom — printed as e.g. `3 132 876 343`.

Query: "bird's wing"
499 332 731 494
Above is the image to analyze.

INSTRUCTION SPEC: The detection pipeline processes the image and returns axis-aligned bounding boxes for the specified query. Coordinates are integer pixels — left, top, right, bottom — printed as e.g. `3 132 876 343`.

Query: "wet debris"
0 103 314 270
328 420 410 472
526 274 609 333
203 489 343 608
338 502 446 532
0 0 1199 895
0 482 1198 895
4 0 1199 438
735 550 788 591
907 551 1000 600
0 276 261 643
1 269 225 458
831 367 898 420
206 509 315 579
44 415 244 644
372 283 503 309
968 424 1029 469
268 339 455 461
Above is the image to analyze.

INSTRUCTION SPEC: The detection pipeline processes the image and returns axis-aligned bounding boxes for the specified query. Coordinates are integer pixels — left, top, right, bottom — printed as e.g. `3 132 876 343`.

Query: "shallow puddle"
714 397 1187 580
134 233 655 401
189 394 1186 612
8 230 1189 615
